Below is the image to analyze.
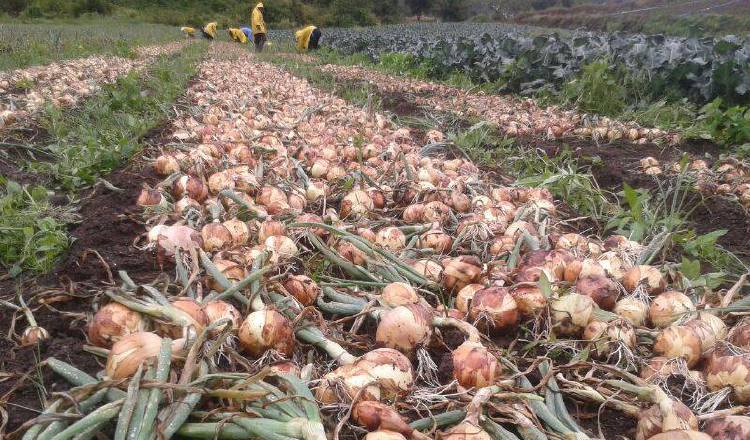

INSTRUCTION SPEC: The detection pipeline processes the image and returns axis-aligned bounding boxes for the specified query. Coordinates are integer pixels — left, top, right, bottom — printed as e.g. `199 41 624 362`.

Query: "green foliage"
0 179 73 275
561 59 626 116
0 20 178 71
697 99 750 147
33 43 205 190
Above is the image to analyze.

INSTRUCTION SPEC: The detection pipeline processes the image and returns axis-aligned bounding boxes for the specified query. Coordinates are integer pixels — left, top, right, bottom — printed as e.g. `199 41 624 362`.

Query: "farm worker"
228 28 249 44
202 22 217 40
241 26 252 41
295 25 322 51
251 2 267 53
180 26 196 38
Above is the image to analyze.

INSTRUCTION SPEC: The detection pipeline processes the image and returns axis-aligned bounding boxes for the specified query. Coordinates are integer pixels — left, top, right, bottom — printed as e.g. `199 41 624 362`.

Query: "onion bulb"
159 298 208 338
468 287 519 331
283 275 320 306
410 259 443 283
356 348 414 399
583 319 636 358
203 300 241 333
551 293 594 336
257 186 289 215
338 241 366 265
173 175 208 202
238 310 295 358
207 259 245 292
456 284 483 313
705 353 750 403
364 431 407 440
258 220 287 243
376 304 433 355
730 321 750 348
375 227 406 251
21 326 49 345
653 325 702 368
136 188 166 208
635 401 697 440
441 256 482 292
649 291 694 328
703 416 750 440
614 296 649 327
622 265 666 295
201 222 232 252
105 332 183 379
440 421 491 440
154 154 179 176
353 401 416 438
452 341 501 389
341 189 373 219
575 275 619 310
510 285 547 316
264 235 298 263
381 282 419 307
419 228 453 254
89 302 146 347
645 431 710 440
222 218 250 246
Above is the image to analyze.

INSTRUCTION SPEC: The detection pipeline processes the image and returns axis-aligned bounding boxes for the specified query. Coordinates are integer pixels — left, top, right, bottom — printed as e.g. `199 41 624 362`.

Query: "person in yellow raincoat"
228 28 249 44
180 26 196 38
251 2 267 52
295 25 322 51
202 22 217 40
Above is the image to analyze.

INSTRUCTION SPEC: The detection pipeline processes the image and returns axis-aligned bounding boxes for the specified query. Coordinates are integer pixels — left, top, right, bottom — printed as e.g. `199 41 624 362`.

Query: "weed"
0 179 77 275
560 59 627 116
697 99 750 147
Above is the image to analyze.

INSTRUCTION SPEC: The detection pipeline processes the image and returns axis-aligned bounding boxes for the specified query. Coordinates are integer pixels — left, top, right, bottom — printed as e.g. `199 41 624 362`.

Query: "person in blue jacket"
241 26 252 42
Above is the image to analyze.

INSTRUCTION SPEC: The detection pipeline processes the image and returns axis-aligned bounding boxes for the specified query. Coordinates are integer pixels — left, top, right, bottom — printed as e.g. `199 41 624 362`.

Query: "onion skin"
649 291 695 328
510 285 547 316
376 304 433 355
238 310 295 358
456 284 483 313
105 332 183 379
551 293 594 336
439 421 491 440
159 298 208 339
283 275 320 306
653 325 702 368
705 353 750 403
353 401 415 438
441 256 482 292
645 431 711 440
622 265 666 295
575 275 619 310
203 300 241 332
730 322 750 348
702 416 750 440
357 348 415 400
364 431 408 440
614 296 649 327
468 287 519 331
381 282 419 307
88 302 146 347
452 341 501 389
636 401 697 440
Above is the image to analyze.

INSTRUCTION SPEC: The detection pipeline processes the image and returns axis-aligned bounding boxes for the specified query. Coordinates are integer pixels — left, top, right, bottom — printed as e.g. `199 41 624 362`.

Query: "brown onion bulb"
353 401 415 438
364 431 407 440
21 326 49 345
356 348 414 399
201 222 233 252
683 313 725 354
264 235 298 263
316 364 381 404
376 304 433 355
381 282 419 307
422 201 451 224
702 416 750 440
614 296 649 327
551 293 594 336
575 275 619 310
173 175 208 202
203 300 241 333
238 310 295 358
160 298 208 338
136 188 166 207
622 265 666 295
338 241 366 265
375 227 406 251
441 256 482 292
258 220 287 243
207 259 245 292
411 259 443 283
222 218 250 247
283 275 320 306
730 321 750 348
154 154 180 176
452 340 501 389
419 229 453 254
645 431 710 440
341 189 374 219
649 291 694 328
583 319 636 358
705 353 750 403
89 302 146 347
635 401 698 440
468 287 519 331
257 186 289 215
105 332 183 379
456 284 483 313
510 285 547 316
653 325 702 368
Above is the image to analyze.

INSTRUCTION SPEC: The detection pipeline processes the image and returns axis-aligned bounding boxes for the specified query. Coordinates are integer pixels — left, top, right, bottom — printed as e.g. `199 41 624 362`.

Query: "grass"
0 19 179 71
31 41 206 190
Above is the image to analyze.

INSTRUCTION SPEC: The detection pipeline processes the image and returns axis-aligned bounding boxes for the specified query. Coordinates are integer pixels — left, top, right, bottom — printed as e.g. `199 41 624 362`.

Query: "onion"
583 319 636 358
154 225 203 256
353 401 416 438
89 302 146 347
440 421 491 440
201 222 233 252
357 348 414 399
575 275 619 310
597 251 626 280
203 300 241 333
173 175 208 202
310 158 330 178
441 256 482 292
468 287 519 331
341 189 374 218
422 201 451 224
653 325 702 368
381 282 419 307
105 332 182 379
703 416 750 440
305 180 327 201
614 296 649 327
316 363 381 404
375 227 406 251
338 241 366 265
705 353 750 403
645 431 710 440
223 218 250 246
682 314 725 355
258 220 287 243
364 431 407 440
419 228 453 253
410 259 443 283
729 321 750 348
267 361 301 377
238 310 295 358
368 187 387 209
564 259 605 282
257 186 289 214
489 236 515 256
136 188 166 207
154 154 180 176
550 293 594 336
208 171 235 194
376 304 433 355
174 197 200 215
456 284 483 313
158 298 208 338
635 401 697 440
283 275 320 306
510 285 547 316
622 265 666 295
649 291 694 328
402 204 425 224
264 235 298 263
452 340 501 389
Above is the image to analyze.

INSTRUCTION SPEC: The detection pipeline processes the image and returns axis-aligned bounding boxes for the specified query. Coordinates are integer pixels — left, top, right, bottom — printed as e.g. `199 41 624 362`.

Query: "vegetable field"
1 21 750 440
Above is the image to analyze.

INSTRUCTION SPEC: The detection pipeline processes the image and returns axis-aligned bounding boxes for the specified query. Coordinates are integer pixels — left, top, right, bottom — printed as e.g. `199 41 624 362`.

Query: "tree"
0 0 28 16
406 0 431 16
434 0 467 21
